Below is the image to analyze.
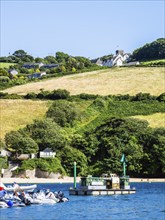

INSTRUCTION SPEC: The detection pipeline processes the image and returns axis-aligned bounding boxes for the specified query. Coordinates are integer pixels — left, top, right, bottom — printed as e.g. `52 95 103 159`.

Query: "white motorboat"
0 182 37 192
0 199 25 208
5 184 37 192
0 201 8 208
28 191 58 204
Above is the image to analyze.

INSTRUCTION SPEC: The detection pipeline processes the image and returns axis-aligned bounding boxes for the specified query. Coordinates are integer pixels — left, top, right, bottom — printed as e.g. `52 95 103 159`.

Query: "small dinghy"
0 201 9 208
4 184 37 192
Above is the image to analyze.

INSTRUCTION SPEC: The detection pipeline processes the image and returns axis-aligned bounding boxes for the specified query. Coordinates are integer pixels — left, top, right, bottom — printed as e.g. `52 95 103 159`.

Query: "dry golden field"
1 67 164 138
132 113 165 128
0 99 51 139
3 67 165 96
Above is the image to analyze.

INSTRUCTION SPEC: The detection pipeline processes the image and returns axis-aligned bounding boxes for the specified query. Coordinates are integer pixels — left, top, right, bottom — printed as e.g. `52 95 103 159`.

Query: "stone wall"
8 169 62 179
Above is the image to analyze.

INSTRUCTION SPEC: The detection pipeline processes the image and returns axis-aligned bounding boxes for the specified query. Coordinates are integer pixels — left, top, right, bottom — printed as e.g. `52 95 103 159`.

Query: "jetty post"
120 153 130 189
74 161 77 189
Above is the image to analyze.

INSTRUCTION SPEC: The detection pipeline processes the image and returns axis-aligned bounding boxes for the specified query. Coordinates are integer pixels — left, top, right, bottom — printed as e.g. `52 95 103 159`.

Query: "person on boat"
13 190 31 205
45 189 55 199
13 182 25 196
13 184 25 199
13 191 22 201
54 190 69 202
13 182 21 191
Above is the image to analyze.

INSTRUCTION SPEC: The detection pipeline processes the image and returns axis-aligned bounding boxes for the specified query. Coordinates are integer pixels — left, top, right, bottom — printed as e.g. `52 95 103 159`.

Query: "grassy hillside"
1 67 164 139
0 62 16 68
2 67 164 96
0 99 51 139
1 98 164 140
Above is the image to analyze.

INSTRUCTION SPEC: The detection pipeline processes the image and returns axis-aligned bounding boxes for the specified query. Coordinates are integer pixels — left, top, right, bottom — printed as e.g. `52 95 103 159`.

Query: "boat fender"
7 200 13 207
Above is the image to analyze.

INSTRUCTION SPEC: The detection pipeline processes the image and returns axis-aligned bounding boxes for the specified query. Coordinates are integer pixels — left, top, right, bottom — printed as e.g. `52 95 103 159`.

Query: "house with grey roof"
23 62 44 69
42 64 59 68
101 50 132 67
27 71 46 79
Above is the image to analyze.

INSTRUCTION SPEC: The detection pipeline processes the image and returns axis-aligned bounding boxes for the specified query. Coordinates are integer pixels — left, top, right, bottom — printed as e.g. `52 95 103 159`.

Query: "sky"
1 0 164 59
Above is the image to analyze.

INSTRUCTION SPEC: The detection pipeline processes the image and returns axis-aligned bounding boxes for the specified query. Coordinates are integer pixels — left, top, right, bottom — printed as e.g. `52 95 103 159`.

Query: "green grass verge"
0 62 16 68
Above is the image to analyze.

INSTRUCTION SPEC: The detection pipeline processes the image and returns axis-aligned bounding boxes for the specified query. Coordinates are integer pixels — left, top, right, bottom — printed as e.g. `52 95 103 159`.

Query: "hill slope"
0 100 51 139
2 67 164 96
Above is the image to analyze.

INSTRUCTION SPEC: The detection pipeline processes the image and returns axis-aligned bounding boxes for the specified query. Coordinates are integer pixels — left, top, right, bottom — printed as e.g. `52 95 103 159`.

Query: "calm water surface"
0 182 164 220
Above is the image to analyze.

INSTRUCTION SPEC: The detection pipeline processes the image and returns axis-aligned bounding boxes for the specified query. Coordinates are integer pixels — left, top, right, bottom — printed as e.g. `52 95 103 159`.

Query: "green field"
0 62 16 68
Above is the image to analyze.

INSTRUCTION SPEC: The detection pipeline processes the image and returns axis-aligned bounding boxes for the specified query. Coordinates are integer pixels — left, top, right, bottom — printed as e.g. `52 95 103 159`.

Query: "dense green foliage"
58 146 88 176
3 92 165 177
140 59 165 66
46 100 78 127
16 157 66 176
0 138 8 171
5 131 39 156
24 119 66 151
0 157 8 172
24 89 70 100
0 138 6 150
132 38 165 61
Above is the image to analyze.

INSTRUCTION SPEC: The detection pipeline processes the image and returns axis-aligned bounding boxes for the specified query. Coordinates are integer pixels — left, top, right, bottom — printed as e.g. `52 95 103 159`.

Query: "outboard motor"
18 194 31 206
57 191 69 202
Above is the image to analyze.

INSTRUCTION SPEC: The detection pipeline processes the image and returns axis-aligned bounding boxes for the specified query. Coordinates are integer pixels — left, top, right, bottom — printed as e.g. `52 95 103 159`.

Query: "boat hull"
69 188 136 196
4 184 37 192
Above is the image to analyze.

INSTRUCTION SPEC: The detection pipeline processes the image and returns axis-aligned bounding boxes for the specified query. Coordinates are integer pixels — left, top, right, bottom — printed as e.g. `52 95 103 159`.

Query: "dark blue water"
0 182 164 220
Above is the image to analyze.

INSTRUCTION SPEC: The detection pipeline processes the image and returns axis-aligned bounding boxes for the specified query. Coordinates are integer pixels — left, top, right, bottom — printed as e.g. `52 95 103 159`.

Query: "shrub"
0 92 22 99
24 92 37 99
25 118 65 151
48 89 70 100
0 92 8 98
18 158 66 175
78 93 98 100
46 100 78 127
37 89 50 99
0 76 10 83
132 93 156 101
4 94 22 99
58 146 88 176
157 93 165 102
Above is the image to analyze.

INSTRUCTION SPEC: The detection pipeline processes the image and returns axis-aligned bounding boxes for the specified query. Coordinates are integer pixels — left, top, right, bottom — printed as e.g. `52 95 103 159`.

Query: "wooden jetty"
69 154 136 196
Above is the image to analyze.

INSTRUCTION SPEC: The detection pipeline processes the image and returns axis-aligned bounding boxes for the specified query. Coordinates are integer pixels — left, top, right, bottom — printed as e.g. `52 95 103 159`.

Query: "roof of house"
42 64 59 68
96 58 103 65
42 147 54 153
8 69 18 73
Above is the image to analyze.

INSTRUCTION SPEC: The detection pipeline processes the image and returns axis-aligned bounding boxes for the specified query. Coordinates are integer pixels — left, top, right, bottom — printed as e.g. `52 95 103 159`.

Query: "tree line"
0 50 106 90
131 38 165 61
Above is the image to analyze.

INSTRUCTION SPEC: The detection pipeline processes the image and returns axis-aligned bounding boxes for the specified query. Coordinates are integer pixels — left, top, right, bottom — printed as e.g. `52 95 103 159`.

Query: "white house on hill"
27 71 46 79
102 50 131 67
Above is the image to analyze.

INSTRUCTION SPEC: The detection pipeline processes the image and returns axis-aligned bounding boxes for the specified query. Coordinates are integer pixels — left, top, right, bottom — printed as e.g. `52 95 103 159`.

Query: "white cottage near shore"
39 148 56 158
